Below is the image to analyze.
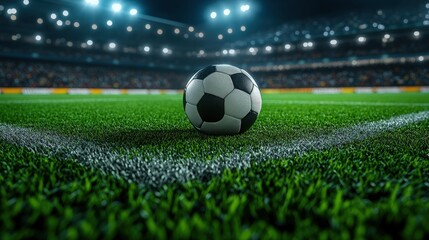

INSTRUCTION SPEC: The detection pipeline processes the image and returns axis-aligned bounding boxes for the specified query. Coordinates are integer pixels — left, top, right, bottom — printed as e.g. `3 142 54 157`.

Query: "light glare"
130 8 138 15
109 42 116 49
223 9 230 16
112 3 122 12
240 4 250 12
413 31 420 38
210 11 217 19
85 0 99 6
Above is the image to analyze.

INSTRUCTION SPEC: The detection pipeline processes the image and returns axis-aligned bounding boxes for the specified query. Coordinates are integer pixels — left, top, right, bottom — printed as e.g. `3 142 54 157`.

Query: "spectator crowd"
1 60 428 89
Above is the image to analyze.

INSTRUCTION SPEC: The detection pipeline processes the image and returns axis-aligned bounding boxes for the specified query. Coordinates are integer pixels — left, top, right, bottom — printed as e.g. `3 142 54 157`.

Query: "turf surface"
1 93 429 239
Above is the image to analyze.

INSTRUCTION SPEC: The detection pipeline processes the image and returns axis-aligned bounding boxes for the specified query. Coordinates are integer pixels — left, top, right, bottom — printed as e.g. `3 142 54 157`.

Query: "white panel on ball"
203 72 234 98
185 79 205 105
200 115 241 135
224 89 251 119
241 69 258 86
185 103 203 128
215 64 242 75
250 87 262 113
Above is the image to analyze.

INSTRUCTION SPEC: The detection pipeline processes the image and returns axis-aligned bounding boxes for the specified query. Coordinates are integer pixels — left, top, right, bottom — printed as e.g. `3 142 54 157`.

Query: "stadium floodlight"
188 26 195 32
73 22 80 28
218 34 223 40
35 35 42 41
127 26 132 32
107 20 113 26
157 29 163 35
23 0 30 6
145 24 151 30
330 39 338 46
143 46 150 52
265 46 272 52
222 49 228 55
198 50 205 55
112 3 122 13
284 44 291 50
223 8 230 16
65 20 71 25
37 18 43 24
7 8 17 15
413 31 420 38
418 56 424 62
56 20 63 26
249 47 257 55
357 36 366 43
162 48 169 54
384 34 391 39
240 26 246 32
87 40 93 46
92 24 97 30
109 42 116 49
210 11 217 19
50 13 57 20
10 15 17 21
129 8 138 16
63 10 69 16
227 28 233 34
174 28 180 34
240 4 250 12
67 41 73 47
198 32 204 38
228 49 236 55
85 0 99 6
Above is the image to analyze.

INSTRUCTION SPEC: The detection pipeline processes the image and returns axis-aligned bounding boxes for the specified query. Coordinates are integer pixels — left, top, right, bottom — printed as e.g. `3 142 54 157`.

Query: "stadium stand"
1 60 428 89
0 2 428 90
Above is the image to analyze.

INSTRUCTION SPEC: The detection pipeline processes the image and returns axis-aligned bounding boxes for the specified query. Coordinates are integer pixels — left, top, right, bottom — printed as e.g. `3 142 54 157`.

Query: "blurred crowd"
256 65 429 88
1 60 428 89
0 61 189 89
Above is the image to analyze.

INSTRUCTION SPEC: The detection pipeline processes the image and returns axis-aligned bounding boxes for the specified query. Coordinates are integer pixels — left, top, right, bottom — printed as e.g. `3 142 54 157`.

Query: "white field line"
264 100 429 107
1 111 429 186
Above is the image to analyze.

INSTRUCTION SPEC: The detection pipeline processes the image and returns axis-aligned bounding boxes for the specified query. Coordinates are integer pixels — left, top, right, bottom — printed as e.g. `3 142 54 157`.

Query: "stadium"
0 0 428 238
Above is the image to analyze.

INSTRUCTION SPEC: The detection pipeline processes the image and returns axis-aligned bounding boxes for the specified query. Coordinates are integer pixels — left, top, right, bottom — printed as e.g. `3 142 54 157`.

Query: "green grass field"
1 93 429 239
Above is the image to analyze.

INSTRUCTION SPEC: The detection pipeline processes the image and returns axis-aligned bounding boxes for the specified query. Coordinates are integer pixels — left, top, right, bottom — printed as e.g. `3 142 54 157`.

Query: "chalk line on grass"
1 111 429 186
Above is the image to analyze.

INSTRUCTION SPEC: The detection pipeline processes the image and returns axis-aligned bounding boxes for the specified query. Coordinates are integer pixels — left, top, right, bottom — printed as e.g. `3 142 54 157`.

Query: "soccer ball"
183 64 262 135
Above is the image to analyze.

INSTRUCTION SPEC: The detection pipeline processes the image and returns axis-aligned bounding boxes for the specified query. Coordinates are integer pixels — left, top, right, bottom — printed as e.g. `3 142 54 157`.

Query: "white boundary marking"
1 111 429 186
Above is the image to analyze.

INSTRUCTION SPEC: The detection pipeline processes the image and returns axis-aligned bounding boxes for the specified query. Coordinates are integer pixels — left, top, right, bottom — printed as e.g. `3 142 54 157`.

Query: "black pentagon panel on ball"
197 94 225 122
231 73 254 94
192 66 217 80
240 110 258 133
